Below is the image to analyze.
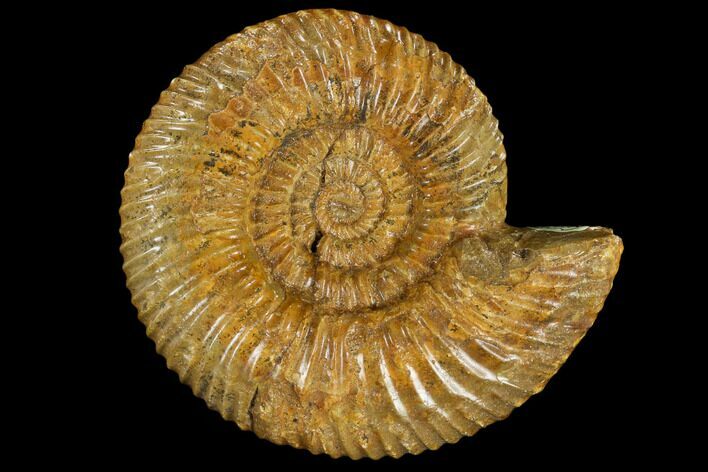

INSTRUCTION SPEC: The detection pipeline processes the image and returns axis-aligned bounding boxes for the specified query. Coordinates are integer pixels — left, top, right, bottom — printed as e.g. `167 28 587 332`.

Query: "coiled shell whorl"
120 9 623 459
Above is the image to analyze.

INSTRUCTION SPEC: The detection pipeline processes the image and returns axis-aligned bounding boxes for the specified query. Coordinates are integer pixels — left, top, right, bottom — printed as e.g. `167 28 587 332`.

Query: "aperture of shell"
120 9 623 459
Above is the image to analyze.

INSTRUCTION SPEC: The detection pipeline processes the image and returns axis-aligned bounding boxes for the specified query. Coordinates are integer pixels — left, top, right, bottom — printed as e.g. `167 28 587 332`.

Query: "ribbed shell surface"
120 9 623 459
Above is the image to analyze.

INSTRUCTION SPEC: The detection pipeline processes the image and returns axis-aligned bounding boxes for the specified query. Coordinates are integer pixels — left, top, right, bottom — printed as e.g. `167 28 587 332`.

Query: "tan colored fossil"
120 9 622 459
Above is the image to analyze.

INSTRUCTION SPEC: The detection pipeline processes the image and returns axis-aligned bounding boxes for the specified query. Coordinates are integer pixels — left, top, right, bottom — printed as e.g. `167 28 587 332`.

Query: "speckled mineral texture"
120 9 622 459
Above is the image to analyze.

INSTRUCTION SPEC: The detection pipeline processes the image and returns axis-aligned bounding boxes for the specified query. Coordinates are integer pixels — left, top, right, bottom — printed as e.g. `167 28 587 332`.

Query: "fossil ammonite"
120 9 623 459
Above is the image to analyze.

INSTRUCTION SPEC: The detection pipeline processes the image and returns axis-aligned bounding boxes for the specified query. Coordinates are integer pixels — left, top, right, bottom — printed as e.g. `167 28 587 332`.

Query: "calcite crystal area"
120 9 622 459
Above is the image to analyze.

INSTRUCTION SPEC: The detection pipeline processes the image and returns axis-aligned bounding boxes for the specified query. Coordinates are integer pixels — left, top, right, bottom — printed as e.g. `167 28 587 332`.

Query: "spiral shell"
120 9 622 459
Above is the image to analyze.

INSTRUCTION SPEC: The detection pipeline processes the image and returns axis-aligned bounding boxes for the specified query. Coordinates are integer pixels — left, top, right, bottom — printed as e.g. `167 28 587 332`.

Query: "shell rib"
120 9 623 459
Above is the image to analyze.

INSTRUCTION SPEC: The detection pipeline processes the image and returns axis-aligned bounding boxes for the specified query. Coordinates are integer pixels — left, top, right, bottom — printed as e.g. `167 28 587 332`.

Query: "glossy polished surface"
120 9 622 459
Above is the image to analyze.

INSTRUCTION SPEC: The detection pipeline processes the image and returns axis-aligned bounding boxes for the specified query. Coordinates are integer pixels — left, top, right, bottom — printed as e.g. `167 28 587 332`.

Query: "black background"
78 0 665 468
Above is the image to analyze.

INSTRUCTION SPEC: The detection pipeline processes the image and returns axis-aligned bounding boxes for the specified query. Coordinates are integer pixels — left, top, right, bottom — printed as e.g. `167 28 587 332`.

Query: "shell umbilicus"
120 9 622 459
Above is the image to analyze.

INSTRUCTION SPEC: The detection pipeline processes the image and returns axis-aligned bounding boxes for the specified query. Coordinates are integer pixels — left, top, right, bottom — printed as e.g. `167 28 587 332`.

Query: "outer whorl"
120 9 623 459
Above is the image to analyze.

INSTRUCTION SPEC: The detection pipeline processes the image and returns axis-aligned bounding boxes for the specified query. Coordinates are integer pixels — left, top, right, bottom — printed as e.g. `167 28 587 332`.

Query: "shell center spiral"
313 157 385 241
246 125 452 312
317 181 365 225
